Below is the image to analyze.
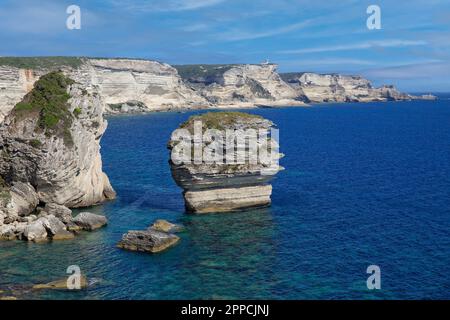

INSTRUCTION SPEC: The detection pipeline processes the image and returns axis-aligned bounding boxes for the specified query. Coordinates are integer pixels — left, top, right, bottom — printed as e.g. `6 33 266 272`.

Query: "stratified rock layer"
187 64 304 107
168 112 283 214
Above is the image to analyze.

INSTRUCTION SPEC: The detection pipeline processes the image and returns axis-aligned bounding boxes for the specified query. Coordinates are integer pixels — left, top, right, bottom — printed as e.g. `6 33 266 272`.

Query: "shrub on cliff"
12 71 75 146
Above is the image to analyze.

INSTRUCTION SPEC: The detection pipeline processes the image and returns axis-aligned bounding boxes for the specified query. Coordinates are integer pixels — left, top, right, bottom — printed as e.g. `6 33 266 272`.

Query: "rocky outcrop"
281 72 417 103
168 112 283 214
118 229 180 253
0 71 112 242
0 71 115 208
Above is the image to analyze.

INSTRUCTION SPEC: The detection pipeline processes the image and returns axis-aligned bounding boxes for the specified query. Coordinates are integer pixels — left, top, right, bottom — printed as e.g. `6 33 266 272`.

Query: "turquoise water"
1 98 449 299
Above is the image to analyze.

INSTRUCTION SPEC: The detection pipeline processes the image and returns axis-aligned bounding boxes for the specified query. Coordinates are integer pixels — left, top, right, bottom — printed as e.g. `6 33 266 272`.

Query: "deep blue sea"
1 97 449 299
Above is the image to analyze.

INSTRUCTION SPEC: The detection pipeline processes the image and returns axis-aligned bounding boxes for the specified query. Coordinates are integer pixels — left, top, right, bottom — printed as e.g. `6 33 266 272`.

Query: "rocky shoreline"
0 71 114 242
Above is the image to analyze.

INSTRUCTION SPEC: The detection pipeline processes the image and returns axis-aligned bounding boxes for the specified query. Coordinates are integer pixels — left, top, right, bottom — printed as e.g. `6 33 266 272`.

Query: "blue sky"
0 0 449 91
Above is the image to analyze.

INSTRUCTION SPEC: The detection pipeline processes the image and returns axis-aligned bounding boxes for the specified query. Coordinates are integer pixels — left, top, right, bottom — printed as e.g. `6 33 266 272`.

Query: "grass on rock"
180 111 263 131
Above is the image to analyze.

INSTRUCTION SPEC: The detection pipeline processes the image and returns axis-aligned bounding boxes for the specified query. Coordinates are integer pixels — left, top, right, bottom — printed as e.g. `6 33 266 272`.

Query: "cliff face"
74 59 209 113
0 58 209 122
0 72 115 212
0 58 429 122
281 72 414 103
178 64 305 107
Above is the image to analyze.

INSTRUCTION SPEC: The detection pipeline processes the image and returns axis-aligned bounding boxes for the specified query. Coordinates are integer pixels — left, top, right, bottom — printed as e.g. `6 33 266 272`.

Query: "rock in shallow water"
23 219 48 242
149 219 184 233
117 229 180 253
72 212 107 231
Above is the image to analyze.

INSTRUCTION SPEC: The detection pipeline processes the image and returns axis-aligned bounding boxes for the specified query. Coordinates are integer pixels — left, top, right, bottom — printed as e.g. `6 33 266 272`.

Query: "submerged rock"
32 275 88 290
117 229 180 253
168 112 283 213
149 219 183 233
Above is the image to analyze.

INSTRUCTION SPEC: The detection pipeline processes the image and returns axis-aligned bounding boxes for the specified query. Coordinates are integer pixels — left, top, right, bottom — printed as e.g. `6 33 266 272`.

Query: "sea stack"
168 112 283 214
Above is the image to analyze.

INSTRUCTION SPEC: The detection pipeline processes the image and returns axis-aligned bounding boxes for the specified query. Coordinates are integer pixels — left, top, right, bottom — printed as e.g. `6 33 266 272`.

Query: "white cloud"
280 58 376 66
111 0 226 12
363 61 450 79
181 23 209 32
278 40 428 54
219 20 314 41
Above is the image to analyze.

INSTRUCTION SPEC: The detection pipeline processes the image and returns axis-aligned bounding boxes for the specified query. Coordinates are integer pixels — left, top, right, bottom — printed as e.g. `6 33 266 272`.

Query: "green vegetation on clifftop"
12 71 76 146
180 111 263 131
174 64 237 80
0 57 84 69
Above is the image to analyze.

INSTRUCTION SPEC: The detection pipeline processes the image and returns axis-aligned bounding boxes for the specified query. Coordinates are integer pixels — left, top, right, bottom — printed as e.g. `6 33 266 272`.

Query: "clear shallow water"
1 99 449 299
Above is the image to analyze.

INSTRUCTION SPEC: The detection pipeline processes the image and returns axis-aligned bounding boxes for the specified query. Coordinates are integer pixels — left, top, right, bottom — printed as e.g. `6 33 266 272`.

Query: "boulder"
149 219 183 233
23 219 48 242
42 215 74 240
72 212 107 231
43 203 73 224
117 230 180 253
0 224 16 241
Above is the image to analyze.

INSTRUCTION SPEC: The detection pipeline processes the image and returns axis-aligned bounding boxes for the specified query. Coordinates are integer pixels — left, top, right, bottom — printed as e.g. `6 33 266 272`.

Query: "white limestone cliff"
282 72 416 102
0 58 210 122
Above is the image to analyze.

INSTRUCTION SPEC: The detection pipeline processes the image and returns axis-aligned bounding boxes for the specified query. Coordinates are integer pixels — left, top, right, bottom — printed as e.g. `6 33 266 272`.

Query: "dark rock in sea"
117 229 180 253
